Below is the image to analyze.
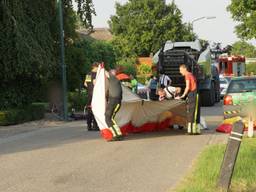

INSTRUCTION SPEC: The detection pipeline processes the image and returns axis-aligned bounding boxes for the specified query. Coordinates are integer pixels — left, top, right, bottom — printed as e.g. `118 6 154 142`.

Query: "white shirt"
159 74 171 87
164 86 176 99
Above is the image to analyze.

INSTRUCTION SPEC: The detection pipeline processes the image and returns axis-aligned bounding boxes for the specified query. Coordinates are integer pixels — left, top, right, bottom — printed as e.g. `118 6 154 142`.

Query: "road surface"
0 102 227 192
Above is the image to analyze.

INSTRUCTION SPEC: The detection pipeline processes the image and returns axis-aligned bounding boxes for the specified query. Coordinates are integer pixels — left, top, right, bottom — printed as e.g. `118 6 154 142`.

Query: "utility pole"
57 0 68 120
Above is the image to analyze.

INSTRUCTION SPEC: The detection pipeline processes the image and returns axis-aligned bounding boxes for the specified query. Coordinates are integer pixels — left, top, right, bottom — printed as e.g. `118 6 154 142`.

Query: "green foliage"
227 0 256 40
231 41 256 58
137 64 152 83
75 0 96 30
68 90 87 111
0 0 97 109
109 0 196 58
0 103 46 126
137 63 152 75
66 45 87 91
0 1 57 109
246 63 256 74
66 38 116 91
116 57 137 76
176 138 256 192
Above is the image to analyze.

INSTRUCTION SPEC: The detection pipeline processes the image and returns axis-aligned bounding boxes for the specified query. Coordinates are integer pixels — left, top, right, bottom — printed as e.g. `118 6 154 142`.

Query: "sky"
87 0 254 46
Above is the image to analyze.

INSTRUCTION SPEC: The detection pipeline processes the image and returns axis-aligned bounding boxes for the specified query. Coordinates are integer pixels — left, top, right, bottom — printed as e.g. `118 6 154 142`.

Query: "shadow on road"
0 125 101 155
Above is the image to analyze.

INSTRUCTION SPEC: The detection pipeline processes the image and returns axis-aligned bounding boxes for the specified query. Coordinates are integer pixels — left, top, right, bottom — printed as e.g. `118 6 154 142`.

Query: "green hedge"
68 90 87 112
0 103 46 126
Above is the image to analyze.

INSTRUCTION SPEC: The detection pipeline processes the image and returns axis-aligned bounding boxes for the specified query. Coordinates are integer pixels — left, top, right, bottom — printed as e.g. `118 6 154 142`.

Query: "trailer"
153 39 221 106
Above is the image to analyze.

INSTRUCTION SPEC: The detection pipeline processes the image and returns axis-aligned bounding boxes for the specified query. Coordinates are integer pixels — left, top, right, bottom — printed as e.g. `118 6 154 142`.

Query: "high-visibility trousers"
187 92 201 134
105 97 122 137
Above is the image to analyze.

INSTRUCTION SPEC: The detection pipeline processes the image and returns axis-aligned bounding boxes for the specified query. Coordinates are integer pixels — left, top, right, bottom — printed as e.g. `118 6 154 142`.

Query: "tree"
231 41 256 57
109 0 195 58
75 0 96 30
0 0 96 109
66 38 117 91
227 0 256 39
137 64 152 83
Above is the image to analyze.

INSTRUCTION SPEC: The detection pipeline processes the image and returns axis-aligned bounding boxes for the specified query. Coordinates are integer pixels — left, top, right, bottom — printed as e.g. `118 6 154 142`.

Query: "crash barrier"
217 121 244 191
217 115 256 135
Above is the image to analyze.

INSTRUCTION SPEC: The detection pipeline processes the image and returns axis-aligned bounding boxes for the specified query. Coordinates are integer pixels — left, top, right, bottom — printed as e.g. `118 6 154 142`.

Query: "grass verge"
175 137 256 192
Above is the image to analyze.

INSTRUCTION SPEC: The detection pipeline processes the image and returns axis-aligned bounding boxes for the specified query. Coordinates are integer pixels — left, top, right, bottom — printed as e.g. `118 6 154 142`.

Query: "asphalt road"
0 102 227 192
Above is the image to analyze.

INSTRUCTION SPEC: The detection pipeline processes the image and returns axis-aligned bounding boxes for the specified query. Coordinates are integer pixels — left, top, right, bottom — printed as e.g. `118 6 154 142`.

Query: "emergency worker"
105 69 123 141
84 62 99 131
177 64 200 134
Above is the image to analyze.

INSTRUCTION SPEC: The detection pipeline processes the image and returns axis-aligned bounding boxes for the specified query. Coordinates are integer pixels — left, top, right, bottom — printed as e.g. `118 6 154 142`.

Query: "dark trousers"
86 107 99 130
105 97 121 129
86 94 98 130
149 89 159 100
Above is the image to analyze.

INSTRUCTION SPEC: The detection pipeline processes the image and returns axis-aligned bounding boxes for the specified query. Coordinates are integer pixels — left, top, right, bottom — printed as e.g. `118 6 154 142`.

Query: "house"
77 28 113 41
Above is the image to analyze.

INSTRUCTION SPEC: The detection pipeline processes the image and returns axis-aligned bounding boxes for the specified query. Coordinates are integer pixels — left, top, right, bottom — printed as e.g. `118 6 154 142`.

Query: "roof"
77 28 113 41
116 73 130 81
137 57 153 66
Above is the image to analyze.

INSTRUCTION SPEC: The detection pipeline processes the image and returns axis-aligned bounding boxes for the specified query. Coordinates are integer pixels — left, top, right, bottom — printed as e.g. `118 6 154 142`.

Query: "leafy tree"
109 0 195 58
246 63 256 75
227 0 256 39
0 0 57 109
0 0 96 109
75 0 96 30
116 57 137 76
231 41 256 57
66 38 117 91
137 64 152 83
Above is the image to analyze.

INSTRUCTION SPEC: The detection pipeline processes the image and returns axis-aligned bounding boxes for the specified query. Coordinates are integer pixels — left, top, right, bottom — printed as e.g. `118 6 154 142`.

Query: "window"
228 78 256 93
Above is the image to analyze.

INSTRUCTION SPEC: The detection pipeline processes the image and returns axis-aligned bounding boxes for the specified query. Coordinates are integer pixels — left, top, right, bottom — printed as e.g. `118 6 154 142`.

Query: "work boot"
92 124 100 131
108 135 124 142
87 125 93 131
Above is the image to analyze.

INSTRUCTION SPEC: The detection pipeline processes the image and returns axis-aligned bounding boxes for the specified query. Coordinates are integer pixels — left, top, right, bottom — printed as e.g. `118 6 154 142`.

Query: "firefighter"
84 62 99 131
105 69 123 141
177 64 200 134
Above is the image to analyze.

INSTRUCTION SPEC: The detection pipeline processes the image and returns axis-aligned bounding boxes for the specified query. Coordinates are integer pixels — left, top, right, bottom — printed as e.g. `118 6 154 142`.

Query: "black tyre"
215 91 221 103
200 82 215 106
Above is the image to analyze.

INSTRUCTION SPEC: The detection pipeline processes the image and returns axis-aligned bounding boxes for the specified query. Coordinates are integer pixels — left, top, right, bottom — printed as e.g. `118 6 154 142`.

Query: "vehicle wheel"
200 83 215 106
215 89 220 103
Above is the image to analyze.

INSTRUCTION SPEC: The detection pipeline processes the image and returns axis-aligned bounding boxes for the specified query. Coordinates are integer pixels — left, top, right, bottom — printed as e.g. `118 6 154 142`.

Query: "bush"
246 63 256 74
0 103 46 126
68 90 87 112
116 57 137 77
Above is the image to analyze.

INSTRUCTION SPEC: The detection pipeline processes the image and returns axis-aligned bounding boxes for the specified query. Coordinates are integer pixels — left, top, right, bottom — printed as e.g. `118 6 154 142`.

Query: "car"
223 76 256 120
224 76 232 83
220 77 229 99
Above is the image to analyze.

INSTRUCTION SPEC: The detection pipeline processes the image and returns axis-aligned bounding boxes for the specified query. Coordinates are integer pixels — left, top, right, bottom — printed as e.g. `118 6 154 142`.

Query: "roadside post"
248 116 254 138
57 0 68 120
217 121 244 191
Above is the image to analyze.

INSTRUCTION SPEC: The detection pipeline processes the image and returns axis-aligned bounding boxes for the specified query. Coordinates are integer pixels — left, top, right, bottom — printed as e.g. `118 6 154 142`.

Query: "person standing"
105 69 123 141
147 75 158 100
84 62 99 131
130 74 138 93
177 64 200 134
177 64 197 99
159 73 171 88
